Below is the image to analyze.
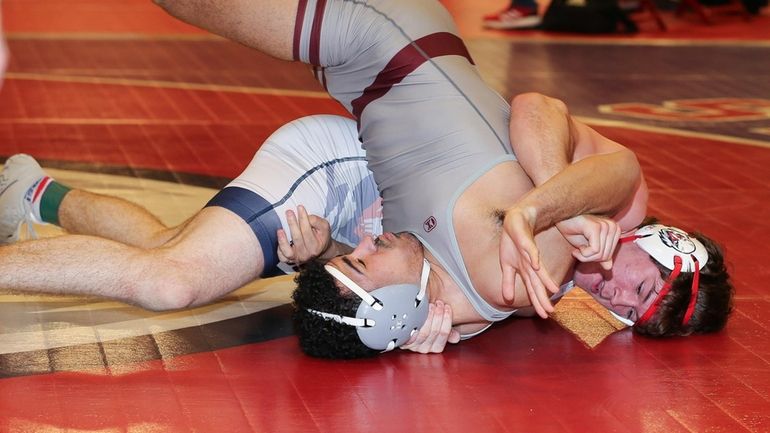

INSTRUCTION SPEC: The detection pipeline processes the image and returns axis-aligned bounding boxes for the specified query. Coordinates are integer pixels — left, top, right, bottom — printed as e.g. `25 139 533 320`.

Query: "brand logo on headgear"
423 216 437 232
658 227 696 254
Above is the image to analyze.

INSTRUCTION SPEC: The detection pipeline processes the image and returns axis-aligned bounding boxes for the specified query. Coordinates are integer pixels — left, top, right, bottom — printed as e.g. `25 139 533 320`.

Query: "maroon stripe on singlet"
309 0 327 66
351 32 474 121
292 0 308 61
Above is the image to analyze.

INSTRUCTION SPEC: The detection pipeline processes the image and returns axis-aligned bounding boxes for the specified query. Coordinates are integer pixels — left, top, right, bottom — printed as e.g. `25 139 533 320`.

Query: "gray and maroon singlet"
294 0 518 321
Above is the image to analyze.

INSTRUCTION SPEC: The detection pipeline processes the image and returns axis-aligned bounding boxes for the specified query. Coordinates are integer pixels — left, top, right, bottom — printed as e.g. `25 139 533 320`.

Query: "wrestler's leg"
0 115 374 310
153 0 298 61
0 206 262 311
0 154 186 248
58 190 185 249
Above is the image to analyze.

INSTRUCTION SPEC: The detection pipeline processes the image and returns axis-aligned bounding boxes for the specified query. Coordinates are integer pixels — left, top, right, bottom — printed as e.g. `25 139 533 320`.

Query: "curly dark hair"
291 260 380 359
633 226 734 338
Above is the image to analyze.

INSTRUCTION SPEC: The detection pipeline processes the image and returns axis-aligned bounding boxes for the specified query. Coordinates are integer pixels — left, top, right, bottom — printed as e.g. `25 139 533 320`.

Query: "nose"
610 286 637 308
350 235 376 258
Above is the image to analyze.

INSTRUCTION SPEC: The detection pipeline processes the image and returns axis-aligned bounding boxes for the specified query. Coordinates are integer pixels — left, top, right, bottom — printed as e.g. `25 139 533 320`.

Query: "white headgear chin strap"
609 311 636 327
324 265 383 311
305 308 373 328
323 259 431 309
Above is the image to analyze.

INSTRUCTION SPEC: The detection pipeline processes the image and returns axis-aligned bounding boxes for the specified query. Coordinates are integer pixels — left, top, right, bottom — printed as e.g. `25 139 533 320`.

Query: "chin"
572 262 601 291
573 273 589 290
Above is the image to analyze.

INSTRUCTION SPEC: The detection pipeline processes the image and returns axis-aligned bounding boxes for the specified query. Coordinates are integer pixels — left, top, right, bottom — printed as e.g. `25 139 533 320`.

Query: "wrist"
506 203 538 228
319 240 352 262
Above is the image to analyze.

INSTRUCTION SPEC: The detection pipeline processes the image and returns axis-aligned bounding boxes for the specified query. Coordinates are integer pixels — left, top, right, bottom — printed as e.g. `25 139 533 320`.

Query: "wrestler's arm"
276 206 354 265
500 93 646 317
508 92 646 231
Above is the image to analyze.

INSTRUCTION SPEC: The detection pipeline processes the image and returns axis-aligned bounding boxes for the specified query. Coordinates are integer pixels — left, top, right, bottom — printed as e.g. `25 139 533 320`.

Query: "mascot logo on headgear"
658 227 696 254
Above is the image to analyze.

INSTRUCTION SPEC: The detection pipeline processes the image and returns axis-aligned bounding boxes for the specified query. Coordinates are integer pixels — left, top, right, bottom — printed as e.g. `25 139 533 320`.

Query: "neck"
422 249 487 325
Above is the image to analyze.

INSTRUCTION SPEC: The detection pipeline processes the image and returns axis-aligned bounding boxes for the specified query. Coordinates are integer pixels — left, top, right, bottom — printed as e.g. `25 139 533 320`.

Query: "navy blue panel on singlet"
205 186 284 277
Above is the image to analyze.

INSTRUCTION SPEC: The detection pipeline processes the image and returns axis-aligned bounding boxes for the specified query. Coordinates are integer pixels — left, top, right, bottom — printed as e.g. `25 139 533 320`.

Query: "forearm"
508 93 641 231
513 149 640 232
318 239 354 262
509 93 574 186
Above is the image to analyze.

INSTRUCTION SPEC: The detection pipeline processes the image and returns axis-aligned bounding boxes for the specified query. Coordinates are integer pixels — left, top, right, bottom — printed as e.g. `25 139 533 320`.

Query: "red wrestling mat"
1 306 768 433
1 1 769 432
2 120 767 433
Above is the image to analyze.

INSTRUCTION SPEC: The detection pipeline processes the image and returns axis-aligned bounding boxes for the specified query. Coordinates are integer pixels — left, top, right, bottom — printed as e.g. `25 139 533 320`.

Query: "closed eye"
341 256 364 275
643 282 656 303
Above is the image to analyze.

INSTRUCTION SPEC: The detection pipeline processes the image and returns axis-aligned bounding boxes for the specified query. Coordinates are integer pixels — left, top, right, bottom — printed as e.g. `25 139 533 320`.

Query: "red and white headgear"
620 224 708 326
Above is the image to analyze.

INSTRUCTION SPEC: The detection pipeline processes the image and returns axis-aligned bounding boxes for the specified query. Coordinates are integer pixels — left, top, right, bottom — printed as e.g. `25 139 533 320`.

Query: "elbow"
622 146 642 182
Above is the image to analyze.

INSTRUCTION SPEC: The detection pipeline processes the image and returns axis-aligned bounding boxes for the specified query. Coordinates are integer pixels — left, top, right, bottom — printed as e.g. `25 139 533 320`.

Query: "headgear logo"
423 216 437 232
658 227 696 254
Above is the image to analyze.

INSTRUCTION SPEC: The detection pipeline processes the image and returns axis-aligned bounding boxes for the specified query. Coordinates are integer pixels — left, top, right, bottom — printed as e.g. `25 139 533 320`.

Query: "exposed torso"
447 161 576 327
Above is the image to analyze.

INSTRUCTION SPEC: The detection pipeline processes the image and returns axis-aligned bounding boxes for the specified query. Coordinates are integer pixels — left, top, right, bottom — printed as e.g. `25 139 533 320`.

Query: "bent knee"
132 274 197 311
152 0 184 17
131 257 216 311
511 92 567 115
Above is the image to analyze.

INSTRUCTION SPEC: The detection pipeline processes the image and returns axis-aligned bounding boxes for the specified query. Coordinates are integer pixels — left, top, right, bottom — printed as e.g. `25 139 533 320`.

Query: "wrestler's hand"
400 301 460 354
500 206 559 319
276 205 333 265
556 215 620 270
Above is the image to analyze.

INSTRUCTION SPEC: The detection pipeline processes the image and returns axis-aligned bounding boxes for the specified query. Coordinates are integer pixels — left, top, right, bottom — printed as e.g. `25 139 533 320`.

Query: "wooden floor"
1 1 769 432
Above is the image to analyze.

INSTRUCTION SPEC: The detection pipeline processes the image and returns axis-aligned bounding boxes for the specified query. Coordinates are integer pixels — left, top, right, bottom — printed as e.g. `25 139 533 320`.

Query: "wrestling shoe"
482 6 542 30
0 154 45 244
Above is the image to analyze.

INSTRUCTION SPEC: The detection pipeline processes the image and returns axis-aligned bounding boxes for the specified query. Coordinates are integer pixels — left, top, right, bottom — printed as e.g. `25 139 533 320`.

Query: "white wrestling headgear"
619 224 709 326
306 259 431 352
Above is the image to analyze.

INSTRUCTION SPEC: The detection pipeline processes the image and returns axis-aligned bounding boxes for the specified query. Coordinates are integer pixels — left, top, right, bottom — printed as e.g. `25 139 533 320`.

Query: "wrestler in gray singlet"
294 0 520 321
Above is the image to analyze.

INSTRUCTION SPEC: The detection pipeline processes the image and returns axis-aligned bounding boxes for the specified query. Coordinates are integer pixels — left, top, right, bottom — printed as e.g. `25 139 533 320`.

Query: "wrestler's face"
573 241 664 323
327 232 424 292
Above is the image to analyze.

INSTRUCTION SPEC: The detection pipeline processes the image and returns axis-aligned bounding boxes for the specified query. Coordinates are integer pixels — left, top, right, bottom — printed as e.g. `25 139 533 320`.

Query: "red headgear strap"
681 256 700 324
636 255 701 326
637 256 682 324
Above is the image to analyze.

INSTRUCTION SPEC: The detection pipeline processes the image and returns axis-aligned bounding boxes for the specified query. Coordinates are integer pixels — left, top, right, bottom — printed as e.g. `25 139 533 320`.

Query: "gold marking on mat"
577 115 770 150
751 127 770 136
5 72 331 99
551 289 627 349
